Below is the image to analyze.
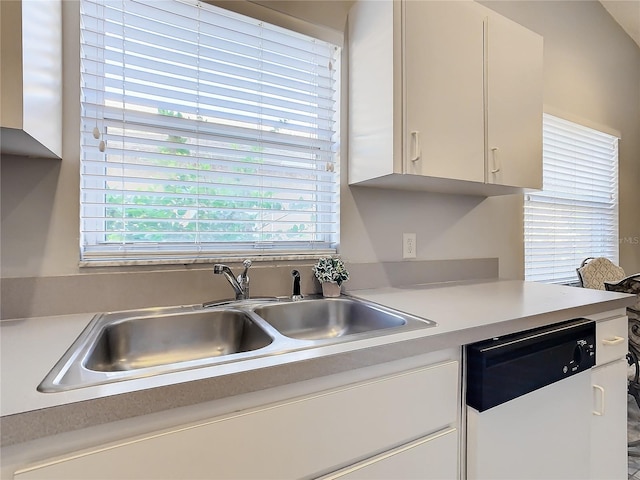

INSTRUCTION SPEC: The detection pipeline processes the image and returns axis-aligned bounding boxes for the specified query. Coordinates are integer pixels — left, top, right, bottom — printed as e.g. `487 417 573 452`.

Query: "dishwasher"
465 318 596 480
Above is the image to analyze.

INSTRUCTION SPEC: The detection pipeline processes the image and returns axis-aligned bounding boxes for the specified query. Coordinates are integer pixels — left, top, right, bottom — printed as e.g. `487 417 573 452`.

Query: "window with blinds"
80 0 341 264
524 114 619 284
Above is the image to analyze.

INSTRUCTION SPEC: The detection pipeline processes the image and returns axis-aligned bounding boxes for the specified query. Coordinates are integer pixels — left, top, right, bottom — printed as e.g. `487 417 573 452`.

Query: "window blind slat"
84 95 335 137
102 0 333 61
82 171 337 193
81 139 335 167
86 125 334 158
80 0 341 264
87 41 336 92
87 71 336 121
82 195 337 210
98 35 336 90
81 107 335 151
524 114 618 284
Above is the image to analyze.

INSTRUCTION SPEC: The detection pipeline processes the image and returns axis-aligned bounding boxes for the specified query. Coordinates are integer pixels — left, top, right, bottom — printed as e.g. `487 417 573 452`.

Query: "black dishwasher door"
466 318 596 412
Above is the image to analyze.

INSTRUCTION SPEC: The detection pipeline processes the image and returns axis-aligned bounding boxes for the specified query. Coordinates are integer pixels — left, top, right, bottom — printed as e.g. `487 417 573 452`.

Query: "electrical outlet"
403 233 417 259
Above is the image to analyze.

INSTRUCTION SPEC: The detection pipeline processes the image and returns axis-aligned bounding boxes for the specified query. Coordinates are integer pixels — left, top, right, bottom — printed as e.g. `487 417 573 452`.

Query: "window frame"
79 0 342 266
524 113 620 284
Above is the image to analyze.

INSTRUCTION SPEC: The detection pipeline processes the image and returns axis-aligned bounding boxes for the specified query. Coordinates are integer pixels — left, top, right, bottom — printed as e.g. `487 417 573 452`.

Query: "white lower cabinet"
590 314 630 480
14 358 460 479
591 359 628 480
319 427 458 480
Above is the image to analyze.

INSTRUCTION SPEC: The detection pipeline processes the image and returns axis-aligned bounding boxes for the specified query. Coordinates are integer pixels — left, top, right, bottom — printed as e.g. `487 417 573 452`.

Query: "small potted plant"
312 257 349 297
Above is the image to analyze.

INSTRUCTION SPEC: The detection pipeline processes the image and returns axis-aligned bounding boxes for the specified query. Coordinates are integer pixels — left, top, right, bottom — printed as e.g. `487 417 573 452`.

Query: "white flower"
312 257 350 286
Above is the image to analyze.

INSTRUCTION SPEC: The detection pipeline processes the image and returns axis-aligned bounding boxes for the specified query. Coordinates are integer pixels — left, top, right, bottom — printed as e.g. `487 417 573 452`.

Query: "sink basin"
39 296 436 392
85 310 272 372
253 297 408 340
38 305 277 392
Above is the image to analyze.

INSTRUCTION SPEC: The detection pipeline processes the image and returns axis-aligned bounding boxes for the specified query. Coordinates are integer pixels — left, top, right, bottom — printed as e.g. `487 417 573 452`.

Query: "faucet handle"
241 259 252 277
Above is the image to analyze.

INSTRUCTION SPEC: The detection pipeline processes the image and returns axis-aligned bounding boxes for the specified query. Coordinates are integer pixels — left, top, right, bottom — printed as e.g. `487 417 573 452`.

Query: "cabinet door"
348 0 399 184
403 0 485 183
319 428 458 480
485 11 543 189
591 359 628 479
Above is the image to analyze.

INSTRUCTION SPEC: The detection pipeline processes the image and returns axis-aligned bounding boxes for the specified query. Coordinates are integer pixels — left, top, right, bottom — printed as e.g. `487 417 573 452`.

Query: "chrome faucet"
213 260 252 300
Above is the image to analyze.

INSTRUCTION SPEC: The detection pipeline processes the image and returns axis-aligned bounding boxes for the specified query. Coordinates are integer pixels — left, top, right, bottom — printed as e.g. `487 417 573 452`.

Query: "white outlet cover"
403 233 417 259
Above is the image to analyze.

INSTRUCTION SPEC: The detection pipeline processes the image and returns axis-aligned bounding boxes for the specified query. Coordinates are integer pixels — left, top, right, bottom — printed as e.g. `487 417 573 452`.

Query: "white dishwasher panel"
466 371 592 480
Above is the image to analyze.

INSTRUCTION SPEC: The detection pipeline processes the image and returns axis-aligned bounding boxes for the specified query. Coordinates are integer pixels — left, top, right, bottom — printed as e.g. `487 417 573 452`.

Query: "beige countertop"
1 279 635 446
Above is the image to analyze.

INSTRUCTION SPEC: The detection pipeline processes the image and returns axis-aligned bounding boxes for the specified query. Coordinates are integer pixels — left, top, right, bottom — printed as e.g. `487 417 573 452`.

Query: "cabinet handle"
602 336 625 346
410 131 421 162
591 385 604 417
490 147 500 173
592 384 605 416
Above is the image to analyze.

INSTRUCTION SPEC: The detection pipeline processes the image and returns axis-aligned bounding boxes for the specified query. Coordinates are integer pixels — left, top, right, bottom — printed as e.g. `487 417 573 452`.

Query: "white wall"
1 0 638 282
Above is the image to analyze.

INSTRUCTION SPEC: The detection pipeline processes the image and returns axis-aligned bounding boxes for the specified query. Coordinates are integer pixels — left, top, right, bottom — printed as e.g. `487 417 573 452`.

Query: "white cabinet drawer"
318 427 458 480
15 361 459 480
596 316 628 366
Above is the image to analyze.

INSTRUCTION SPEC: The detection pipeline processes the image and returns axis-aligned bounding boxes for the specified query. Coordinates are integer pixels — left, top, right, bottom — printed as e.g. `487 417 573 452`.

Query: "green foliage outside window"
104 109 312 243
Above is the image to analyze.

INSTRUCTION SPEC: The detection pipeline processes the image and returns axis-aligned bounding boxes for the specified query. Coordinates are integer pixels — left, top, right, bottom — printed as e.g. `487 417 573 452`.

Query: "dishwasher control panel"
567 338 595 373
466 318 595 412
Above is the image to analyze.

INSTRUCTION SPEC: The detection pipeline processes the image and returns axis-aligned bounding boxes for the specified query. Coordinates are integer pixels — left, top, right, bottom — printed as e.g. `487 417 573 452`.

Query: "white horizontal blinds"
80 0 340 262
524 114 619 284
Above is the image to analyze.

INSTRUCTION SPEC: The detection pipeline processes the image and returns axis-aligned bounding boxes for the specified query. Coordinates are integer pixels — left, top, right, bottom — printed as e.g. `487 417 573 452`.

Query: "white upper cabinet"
485 10 543 189
404 0 485 185
348 0 543 196
0 0 62 159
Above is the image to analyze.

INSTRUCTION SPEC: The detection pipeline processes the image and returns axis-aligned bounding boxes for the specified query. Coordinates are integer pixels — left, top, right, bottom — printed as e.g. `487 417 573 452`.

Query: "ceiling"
599 0 640 49
252 0 640 50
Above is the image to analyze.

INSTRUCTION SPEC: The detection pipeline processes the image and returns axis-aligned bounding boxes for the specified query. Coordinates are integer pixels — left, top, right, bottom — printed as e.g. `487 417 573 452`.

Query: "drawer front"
596 316 628 366
318 427 458 480
15 361 459 480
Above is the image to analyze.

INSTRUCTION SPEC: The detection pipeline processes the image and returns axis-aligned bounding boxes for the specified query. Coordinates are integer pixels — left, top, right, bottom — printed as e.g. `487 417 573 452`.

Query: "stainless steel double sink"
38 296 436 392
